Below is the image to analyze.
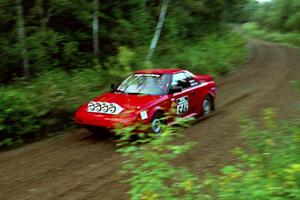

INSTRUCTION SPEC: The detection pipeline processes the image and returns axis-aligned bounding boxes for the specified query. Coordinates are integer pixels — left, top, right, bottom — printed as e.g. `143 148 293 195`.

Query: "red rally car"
75 69 216 134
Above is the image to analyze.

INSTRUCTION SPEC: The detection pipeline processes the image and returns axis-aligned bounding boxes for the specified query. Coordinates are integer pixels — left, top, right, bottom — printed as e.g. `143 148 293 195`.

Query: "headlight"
140 111 148 120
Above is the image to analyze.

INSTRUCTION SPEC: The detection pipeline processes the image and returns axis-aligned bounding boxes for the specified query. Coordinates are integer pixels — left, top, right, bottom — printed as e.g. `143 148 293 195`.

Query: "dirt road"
1 40 300 200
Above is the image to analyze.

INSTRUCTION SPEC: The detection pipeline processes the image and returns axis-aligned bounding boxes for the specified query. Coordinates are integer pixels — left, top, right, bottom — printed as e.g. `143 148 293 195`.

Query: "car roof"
135 68 183 74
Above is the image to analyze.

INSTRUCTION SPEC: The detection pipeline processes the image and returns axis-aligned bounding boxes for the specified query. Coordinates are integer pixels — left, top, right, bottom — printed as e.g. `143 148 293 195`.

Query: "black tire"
86 126 111 139
202 95 213 116
150 112 165 134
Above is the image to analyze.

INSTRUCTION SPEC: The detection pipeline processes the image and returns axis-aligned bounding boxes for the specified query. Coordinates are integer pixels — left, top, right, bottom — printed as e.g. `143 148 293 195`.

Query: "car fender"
205 89 216 110
199 81 216 97
147 106 166 121
208 83 217 98
207 90 216 98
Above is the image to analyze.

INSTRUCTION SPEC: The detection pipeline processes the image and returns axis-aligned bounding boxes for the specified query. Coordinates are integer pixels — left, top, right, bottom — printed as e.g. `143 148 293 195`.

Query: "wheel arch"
205 92 215 111
148 106 166 121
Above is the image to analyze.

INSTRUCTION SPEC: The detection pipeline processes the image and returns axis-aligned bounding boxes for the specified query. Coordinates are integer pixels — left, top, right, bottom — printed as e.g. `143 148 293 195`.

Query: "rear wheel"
202 95 213 116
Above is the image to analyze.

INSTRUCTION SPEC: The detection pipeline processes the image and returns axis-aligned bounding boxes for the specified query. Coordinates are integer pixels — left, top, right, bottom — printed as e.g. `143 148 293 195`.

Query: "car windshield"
115 73 171 95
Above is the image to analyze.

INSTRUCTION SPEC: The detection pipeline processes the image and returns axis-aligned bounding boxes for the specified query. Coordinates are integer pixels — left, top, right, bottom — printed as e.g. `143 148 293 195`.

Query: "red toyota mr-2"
75 69 216 134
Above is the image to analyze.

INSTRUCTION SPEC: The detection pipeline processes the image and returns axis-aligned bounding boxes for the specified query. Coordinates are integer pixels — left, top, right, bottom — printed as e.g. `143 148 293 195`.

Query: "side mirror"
169 86 183 94
111 84 116 90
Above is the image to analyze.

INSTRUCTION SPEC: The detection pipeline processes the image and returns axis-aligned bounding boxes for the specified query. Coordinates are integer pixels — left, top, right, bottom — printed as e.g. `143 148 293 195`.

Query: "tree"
93 0 99 59
253 0 300 32
0 0 250 82
145 0 169 63
285 12 300 31
16 0 29 77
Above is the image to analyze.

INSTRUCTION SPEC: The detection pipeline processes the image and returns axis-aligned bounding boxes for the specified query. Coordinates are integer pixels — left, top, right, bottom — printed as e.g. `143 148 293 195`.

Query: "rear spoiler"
194 74 213 83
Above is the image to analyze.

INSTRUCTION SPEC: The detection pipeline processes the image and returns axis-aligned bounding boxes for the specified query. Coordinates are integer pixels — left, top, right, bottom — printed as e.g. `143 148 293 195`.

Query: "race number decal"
176 96 189 114
87 101 124 114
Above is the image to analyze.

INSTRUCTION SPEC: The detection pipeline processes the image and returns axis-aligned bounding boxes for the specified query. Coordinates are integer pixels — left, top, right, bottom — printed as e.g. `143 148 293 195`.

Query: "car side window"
184 72 200 87
171 73 191 89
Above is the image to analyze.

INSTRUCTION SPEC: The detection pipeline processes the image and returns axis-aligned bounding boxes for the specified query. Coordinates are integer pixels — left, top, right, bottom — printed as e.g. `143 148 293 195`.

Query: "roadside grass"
116 118 208 200
117 109 300 200
243 23 300 48
206 109 300 199
0 31 247 148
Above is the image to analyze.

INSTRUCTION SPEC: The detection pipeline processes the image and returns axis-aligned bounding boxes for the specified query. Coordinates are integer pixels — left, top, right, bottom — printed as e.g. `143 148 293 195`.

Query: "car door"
182 71 203 113
170 72 194 117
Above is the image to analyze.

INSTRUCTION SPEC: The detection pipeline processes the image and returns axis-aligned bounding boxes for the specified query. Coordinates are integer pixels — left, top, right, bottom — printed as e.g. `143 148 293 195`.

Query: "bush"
285 12 300 32
0 68 108 148
204 109 300 199
117 109 300 200
116 118 209 200
243 22 260 33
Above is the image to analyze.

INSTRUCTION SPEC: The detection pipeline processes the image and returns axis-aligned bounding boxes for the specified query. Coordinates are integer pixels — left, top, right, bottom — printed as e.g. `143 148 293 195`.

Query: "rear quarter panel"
193 81 216 114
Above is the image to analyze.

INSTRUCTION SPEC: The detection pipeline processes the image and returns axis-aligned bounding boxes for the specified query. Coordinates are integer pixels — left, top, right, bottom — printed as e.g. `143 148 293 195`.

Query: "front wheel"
202 95 213 116
150 113 165 134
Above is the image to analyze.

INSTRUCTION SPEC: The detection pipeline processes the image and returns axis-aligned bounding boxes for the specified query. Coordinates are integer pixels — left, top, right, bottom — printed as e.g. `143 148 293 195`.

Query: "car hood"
92 92 161 112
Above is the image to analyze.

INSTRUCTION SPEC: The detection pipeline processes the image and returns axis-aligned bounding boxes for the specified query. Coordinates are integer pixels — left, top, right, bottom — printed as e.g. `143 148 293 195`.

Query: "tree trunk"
16 0 29 77
145 0 169 63
36 0 47 30
92 0 100 58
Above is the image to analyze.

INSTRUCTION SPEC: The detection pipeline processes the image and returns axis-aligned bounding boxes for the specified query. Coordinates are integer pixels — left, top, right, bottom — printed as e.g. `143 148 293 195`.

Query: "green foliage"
285 12 300 32
237 0 260 23
0 0 249 82
0 68 108 148
200 109 300 199
26 29 62 70
251 0 300 32
116 118 210 200
243 23 300 47
153 32 247 77
291 80 300 93
116 107 300 199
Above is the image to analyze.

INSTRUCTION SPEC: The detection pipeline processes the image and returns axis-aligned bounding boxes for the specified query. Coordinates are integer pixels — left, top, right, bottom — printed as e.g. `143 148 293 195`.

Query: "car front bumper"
75 109 149 131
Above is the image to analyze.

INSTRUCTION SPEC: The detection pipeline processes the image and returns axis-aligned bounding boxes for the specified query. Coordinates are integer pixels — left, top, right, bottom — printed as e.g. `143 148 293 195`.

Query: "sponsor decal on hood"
87 101 124 114
92 93 161 111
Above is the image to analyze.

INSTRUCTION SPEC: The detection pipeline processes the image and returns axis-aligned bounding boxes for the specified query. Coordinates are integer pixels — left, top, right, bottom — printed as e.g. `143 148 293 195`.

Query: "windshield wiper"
113 89 126 94
126 92 141 95
127 92 153 96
